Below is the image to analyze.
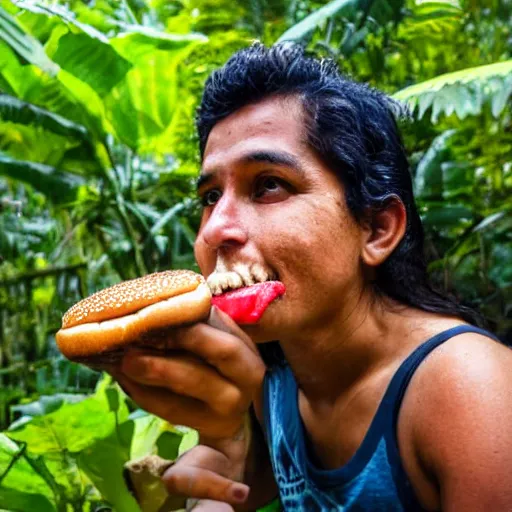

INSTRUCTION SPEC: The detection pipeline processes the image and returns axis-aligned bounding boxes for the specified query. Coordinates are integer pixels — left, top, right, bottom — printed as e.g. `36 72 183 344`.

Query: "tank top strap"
384 325 500 421
381 325 501 510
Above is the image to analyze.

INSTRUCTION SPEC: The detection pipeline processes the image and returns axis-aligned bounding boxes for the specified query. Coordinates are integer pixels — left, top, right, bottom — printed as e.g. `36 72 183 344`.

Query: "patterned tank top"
262 325 500 511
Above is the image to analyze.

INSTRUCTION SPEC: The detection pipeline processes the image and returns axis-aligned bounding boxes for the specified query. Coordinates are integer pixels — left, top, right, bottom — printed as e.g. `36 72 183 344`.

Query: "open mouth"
206 263 278 296
206 264 284 324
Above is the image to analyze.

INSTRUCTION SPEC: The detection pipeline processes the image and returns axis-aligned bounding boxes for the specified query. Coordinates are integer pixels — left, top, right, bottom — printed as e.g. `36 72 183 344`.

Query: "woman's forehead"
203 96 305 158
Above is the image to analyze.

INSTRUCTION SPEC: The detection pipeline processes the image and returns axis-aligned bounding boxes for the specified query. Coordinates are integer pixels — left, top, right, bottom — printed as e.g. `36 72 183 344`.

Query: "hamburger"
56 268 285 367
55 270 211 366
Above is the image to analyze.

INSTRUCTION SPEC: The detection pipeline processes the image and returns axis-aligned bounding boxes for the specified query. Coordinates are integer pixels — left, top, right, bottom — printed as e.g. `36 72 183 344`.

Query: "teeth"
251 263 268 283
207 272 243 296
233 263 255 287
206 263 275 296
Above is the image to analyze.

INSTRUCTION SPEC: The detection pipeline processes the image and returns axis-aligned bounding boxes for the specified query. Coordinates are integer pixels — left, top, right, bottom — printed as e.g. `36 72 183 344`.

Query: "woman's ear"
361 197 407 267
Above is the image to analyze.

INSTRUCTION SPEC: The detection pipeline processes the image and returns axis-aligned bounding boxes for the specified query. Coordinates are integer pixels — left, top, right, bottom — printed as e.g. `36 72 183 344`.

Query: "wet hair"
196 42 481 360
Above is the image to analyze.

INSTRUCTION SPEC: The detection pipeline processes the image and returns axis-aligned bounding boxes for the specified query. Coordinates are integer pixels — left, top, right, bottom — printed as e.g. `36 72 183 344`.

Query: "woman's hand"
110 306 266 507
162 425 253 510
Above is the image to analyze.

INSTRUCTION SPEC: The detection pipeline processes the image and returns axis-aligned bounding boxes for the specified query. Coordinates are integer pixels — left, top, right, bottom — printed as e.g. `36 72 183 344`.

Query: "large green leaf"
0 435 57 512
0 40 110 142
0 154 84 203
6 378 129 454
0 435 54 501
0 487 56 512
3 380 130 509
77 410 183 512
52 32 132 97
394 60 512 121
0 5 58 76
104 37 203 153
13 0 110 43
0 94 101 172
77 430 141 512
421 203 474 231
112 25 208 63
0 94 89 141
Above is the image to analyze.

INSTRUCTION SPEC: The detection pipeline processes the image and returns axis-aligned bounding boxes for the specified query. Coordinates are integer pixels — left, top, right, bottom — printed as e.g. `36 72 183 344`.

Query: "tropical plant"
0 0 510 509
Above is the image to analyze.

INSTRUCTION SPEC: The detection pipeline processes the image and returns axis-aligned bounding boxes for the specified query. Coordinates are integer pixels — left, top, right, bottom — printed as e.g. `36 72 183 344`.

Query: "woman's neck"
278 294 462 405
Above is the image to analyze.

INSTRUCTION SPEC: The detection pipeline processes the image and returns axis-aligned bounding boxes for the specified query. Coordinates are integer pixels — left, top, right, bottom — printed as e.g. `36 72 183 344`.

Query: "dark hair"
196 42 481 340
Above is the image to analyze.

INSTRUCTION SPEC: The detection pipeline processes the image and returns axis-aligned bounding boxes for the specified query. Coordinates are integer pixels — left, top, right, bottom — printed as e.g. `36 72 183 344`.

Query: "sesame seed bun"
56 270 211 366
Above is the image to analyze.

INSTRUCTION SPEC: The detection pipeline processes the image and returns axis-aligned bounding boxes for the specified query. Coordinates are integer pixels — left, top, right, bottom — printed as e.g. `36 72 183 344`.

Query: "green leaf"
441 161 474 200
421 204 474 228
177 428 198 456
414 129 456 198
0 435 56 510
128 413 169 461
0 94 89 141
78 436 142 512
6 382 129 454
0 154 84 203
412 1 462 21
0 487 56 512
149 202 186 237
489 243 512 287
473 211 509 233
0 94 100 172
52 33 132 97
0 40 109 142
104 43 199 152
112 26 207 63
77 422 140 512
278 0 405 42
394 60 512 121
10 394 77 420
14 0 110 43
278 0 358 42
56 68 111 141
0 5 58 76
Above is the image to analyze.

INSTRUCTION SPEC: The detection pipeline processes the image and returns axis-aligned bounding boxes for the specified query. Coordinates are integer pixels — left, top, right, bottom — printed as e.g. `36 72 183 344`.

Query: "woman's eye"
254 177 287 199
201 189 221 206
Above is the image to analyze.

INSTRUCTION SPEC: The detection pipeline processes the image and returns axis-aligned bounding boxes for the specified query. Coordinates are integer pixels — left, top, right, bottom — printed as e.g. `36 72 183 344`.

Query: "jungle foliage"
0 0 511 510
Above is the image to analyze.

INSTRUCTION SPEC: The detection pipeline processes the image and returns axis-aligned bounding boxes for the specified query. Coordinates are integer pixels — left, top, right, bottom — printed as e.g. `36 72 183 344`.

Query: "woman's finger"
162 465 249 506
120 352 247 417
170 323 265 391
114 373 244 437
175 441 248 481
207 307 259 355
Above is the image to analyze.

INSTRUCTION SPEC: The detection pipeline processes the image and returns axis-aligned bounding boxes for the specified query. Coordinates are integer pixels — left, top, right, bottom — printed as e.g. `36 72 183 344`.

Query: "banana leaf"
394 60 512 121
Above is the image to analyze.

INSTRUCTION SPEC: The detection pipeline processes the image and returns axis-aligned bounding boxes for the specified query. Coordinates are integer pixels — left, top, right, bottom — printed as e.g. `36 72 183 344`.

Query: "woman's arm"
410 333 512 511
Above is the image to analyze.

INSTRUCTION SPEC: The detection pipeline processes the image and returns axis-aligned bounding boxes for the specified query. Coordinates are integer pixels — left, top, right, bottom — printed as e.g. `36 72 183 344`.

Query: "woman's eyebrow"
241 149 304 172
196 149 306 191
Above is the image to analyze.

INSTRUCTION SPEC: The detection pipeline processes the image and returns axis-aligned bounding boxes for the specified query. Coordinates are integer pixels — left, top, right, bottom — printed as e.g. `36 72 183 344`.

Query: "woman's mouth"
206 263 284 323
206 262 278 295
211 281 285 324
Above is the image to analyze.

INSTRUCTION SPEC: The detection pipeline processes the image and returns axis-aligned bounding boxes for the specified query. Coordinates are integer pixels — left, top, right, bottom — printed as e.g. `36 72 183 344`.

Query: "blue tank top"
262 325 500 511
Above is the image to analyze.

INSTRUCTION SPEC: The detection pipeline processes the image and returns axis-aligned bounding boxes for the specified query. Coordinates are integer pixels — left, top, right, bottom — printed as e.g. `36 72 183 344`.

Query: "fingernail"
231 485 249 503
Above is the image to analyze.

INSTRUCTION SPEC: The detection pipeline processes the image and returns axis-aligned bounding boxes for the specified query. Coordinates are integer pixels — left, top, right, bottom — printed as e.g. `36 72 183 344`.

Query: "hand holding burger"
56 269 276 508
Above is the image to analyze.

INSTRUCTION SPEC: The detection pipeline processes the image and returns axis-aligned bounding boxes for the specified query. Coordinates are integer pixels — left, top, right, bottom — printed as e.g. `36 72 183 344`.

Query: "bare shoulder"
403 329 512 510
410 329 512 405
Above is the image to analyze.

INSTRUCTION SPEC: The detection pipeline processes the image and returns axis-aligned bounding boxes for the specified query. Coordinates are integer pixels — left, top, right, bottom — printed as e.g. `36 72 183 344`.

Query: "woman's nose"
198 194 249 251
